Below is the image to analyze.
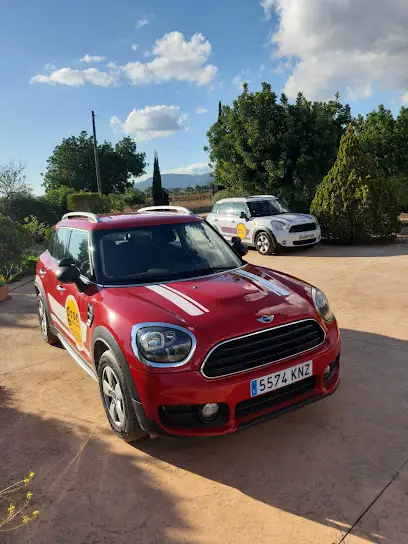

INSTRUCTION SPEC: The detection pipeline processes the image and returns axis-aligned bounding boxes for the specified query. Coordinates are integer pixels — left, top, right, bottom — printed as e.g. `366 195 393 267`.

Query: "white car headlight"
271 220 287 230
131 323 196 367
312 287 334 323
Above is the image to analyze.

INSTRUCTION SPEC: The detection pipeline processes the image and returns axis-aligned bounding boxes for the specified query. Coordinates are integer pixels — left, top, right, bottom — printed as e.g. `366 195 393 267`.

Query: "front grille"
290 222 317 233
293 238 317 246
235 376 316 419
202 319 325 378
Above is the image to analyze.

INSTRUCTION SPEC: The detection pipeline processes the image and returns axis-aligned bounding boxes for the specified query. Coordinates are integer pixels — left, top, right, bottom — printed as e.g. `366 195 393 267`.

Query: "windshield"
247 199 291 217
93 221 242 285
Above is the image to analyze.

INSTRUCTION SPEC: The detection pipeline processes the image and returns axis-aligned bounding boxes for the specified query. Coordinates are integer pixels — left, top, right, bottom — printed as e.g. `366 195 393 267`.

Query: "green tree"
152 151 164 205
42 132 146 194
310 125 400 243
0 160 31 200
205 83 351 210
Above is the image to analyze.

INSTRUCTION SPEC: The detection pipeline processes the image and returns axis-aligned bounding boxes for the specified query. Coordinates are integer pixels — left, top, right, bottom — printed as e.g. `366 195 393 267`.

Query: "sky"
1 0 408 194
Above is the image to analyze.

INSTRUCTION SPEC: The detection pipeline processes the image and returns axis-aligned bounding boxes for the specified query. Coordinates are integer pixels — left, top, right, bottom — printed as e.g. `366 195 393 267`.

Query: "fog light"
200 403 219 421
323 365 331 379
281 240 286 246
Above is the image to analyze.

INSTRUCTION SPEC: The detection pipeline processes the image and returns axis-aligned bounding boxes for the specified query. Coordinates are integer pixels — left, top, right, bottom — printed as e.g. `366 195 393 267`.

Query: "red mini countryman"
35 207 340 442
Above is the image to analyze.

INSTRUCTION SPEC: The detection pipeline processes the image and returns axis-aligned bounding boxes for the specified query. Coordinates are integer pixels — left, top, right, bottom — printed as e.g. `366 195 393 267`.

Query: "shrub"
0 216 32 280
67 193 109 213
23 216 53 243
310 125 400 243
21 255 38 273
0 275 6 287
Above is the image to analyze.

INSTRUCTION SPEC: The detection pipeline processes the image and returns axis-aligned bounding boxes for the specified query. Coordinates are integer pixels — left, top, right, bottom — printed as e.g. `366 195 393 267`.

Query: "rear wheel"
98 350 147 443
37 294 59 345
255 231 280 255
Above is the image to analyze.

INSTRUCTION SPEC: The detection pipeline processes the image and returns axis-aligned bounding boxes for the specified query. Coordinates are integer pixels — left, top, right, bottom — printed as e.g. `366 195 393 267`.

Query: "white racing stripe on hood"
163 285 209 313
146 285 205 316
236 269 291 297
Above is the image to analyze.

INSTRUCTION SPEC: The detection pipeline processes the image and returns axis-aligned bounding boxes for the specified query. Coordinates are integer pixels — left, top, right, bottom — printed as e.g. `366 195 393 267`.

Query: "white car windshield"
247 199 291 217
94 220 242 285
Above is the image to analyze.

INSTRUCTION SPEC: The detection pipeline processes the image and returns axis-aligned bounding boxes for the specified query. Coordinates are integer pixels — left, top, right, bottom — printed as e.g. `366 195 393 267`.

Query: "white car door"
216 201 235 241
232 201 253 244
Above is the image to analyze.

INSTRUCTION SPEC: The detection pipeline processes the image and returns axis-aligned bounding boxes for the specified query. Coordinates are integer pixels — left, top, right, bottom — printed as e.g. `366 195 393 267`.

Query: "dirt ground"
1 242 408 544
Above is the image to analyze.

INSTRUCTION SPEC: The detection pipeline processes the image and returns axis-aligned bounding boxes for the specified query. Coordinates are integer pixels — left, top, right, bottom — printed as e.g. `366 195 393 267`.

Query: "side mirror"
231 236 248 257
56 256 81 285
239 211 248 220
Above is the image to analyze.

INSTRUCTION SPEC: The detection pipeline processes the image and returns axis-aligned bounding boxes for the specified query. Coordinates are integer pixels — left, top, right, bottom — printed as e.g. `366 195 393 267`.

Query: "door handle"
231 221 236 224
214 218 218 222
39 269 46 276
56 285 66 292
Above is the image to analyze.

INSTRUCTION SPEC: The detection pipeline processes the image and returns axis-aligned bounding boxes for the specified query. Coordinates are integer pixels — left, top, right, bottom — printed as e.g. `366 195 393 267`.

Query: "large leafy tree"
42 132 146 194
205 83 351 210
311 125 400 242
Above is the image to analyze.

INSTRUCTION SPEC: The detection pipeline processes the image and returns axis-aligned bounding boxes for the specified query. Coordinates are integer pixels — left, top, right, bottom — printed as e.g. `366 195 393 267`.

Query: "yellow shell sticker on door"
236 223 247 239
65 295 84 350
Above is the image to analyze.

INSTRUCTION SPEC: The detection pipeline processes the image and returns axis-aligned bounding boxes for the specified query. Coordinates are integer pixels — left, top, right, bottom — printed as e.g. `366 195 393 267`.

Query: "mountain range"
134 172 213 191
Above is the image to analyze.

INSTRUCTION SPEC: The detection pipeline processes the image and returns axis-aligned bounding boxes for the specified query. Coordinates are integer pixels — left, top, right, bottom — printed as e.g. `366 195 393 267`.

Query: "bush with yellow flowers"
0 471 39 532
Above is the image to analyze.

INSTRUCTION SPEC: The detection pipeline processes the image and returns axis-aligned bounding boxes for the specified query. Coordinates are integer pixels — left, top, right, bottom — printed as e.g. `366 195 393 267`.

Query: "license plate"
250 361 313 397
299 233 315 240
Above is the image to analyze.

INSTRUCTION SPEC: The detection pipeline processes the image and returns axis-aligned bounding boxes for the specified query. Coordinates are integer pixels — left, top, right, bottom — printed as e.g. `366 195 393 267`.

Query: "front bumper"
130 328 340 438
275 228 321 247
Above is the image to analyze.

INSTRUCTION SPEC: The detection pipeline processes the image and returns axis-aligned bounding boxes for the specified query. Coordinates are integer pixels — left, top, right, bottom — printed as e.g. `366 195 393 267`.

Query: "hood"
104 264 316 345
260 213 316 224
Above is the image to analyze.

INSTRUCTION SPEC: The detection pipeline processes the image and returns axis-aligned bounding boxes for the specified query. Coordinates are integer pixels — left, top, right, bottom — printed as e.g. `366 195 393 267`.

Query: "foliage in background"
21 255 38 273
0 471 39 532
0 217 32 281
107 187 146 212
213 188 248 202
206 84 352 211
355 105 408 210
67 192 108 213
42 132 146 194
23 216 53 243
0 275 6 287
0 160 31 200
311 126 400 243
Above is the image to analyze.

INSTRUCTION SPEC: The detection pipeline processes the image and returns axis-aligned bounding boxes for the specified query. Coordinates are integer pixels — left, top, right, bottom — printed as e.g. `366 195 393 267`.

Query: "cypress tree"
218 100 222 121
152 151 163 205
311 125 400 242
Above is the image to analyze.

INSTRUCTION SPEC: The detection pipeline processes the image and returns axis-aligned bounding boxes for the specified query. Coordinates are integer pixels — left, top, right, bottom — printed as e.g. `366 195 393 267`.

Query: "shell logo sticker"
65 295 84 350
236 223 247 239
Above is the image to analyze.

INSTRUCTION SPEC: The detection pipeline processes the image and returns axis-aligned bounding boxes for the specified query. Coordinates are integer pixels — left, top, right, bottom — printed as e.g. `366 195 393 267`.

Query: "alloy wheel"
102 366 126 428
38 298 48 337
257 234 270 254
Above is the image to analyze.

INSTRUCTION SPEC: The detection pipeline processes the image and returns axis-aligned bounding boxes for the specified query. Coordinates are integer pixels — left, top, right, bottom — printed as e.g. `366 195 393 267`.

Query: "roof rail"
62 212 101 223
137 206 194 216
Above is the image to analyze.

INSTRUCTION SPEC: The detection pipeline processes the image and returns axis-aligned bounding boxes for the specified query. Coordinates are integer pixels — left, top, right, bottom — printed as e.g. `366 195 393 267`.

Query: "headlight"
131 323 196 367
271 220 287 230
312 287 334 323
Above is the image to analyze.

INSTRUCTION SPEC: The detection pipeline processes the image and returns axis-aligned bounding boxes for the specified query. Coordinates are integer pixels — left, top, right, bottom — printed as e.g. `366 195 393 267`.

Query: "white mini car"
207 195 321 255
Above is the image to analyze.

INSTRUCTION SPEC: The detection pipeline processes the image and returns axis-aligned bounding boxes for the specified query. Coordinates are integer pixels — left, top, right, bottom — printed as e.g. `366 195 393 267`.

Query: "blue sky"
1 0 407 194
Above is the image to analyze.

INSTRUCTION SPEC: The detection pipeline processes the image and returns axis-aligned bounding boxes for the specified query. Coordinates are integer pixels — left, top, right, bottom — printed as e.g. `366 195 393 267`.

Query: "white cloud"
196 107 208 114
232 71 250 90
131 43 139 51
44 62 56 72
163 162 211 175
80 54 106 63
260 0 275 20
122 31 217 86
267 0 408 101
346 83 373 102
111 105 188 142
136 17 148 28
30 67 119 87
401 92 408 104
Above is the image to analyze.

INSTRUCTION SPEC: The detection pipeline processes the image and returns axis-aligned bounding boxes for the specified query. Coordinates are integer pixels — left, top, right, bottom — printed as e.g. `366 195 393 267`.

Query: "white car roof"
215 195 277 204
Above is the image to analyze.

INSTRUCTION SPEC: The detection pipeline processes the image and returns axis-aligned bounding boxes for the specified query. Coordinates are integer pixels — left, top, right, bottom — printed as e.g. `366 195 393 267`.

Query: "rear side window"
211 204 219 214
218 202 234 215
51 228 71 262
68 230 91 277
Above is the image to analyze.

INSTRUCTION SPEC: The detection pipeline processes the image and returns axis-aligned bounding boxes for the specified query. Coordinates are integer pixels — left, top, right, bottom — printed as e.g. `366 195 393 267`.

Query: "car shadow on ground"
138 328 408 543
248 242 408 259
0 385 193 544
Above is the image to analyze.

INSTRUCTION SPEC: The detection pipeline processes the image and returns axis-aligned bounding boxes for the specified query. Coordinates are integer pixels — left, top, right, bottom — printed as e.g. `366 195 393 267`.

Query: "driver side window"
234 202 249 217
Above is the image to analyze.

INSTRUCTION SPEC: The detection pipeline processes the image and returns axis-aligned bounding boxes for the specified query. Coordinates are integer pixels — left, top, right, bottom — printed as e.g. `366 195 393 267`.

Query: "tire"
255 231 280 255
97 350 147 443
37 294 59 345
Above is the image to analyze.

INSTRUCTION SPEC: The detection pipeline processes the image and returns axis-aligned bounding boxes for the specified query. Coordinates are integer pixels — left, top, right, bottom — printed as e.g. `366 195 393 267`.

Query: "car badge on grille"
257 315 275 324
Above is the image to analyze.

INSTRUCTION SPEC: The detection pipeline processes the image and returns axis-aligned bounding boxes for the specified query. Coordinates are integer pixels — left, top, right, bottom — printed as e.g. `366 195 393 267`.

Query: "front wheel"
255 231 280 255
98 350 147 443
